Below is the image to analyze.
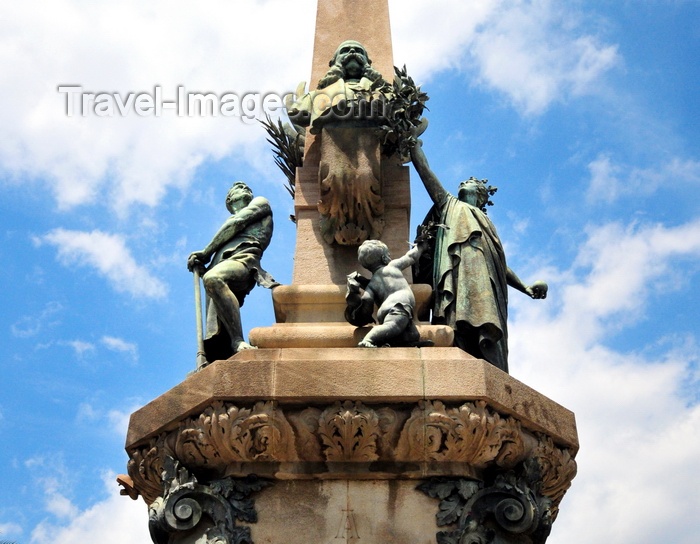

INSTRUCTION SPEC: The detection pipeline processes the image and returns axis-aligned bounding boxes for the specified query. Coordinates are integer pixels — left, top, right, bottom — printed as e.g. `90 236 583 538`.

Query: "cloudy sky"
1 0 699 542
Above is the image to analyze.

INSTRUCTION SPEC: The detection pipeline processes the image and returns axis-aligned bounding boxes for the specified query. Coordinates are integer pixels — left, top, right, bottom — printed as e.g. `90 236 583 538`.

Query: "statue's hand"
409 118 429 142
416 117 429 136
528 280 548 300
187 251 209 273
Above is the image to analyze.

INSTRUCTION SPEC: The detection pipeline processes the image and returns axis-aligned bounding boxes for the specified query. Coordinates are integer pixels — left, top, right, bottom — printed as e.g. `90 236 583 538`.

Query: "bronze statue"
345 239 430 348
410 137 547 373
187 182 277 362
287 40 390 245
288 40 385 133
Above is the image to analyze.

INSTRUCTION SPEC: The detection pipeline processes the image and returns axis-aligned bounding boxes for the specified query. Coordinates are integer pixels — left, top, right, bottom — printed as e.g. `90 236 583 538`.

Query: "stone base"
250 284 453 349
125 348 578 544
249 322 453 349
269 284 433 323
126 348 577 450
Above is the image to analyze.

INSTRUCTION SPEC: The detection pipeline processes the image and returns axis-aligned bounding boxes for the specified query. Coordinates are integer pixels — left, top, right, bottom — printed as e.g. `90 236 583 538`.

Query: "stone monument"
120 1 578 542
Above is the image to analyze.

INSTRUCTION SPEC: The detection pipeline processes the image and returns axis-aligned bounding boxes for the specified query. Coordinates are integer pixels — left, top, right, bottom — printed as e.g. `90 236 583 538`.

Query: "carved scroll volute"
318 401 381 461
419 461 555 544
149 457 271 544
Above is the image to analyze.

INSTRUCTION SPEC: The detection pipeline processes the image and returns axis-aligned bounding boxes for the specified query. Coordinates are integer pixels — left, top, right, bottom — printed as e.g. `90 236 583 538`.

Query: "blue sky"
1 1 699 542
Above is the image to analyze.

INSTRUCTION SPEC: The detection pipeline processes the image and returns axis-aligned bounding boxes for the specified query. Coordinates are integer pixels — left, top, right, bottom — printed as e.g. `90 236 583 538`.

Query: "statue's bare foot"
358 339 378 348
233 340 257 353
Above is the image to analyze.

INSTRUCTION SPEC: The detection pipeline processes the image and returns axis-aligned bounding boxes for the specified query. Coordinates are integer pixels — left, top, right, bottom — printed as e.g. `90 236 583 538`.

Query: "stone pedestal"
247 159 453 350
125 349 578 543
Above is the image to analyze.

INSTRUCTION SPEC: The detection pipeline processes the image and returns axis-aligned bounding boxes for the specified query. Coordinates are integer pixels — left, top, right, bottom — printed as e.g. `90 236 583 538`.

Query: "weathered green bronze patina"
187 182 277 363
411 136 547 373
288 40 390 246
288 40 386 133
345 239 431 347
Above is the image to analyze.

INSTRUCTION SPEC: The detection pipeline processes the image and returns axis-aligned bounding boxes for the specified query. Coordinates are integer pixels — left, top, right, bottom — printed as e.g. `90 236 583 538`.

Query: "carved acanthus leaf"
127 439 164 505
318 401 381 462
172 400 297 472
318 128 385 245
533 435 578 517
396 400 520 467
287 407 323 462
376 406 409 458
125 399 575 515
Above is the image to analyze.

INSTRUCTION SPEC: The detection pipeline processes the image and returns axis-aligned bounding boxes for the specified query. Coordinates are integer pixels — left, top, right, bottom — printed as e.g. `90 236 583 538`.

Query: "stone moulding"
127 399 576 518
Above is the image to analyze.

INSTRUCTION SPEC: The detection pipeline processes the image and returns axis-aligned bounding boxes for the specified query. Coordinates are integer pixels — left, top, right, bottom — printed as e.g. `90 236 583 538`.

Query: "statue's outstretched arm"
391 240 429 271
507 267 548 300
506 267 529 295
410 141 448 206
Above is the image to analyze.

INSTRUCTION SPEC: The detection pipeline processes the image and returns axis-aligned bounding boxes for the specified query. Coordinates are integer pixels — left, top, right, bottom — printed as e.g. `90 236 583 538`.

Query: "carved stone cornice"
124 350 579 453
127 398 576 519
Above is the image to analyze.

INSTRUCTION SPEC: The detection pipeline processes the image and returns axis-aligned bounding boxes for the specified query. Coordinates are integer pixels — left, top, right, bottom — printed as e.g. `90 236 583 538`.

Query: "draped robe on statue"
203 199 276 361
420 194 509 372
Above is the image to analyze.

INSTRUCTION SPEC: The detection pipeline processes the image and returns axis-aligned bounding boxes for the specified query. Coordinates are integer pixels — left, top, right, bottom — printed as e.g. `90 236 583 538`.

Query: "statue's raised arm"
409 137 449 207
409 128 547 374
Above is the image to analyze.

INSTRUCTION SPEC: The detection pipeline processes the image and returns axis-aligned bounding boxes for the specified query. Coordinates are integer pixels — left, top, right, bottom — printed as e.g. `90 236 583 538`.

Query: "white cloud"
75 402 139 438
76 402 99 423
23 457 81 529
106 408 134 439
10 301 63 338
508 218 700 543
30 472 150 544
101 335 138 361
587 153 700 204
0 0 316 214
44 493 78 520
390 0 496 76
0 522 22 538
37 228 167 298
563 220 700 336
61 339 96 358
1 0 617 215
391 0 619 115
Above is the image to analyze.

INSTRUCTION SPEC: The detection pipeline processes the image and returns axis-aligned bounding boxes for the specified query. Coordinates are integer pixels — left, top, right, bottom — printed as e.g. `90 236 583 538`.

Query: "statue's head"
330 40 372 79
358 239 391 269
225 181 253 213
316 40 382 89
457 178 496 212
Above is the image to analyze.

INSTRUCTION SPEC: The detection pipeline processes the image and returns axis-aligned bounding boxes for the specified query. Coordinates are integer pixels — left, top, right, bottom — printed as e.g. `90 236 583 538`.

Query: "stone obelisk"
122 2 578 542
